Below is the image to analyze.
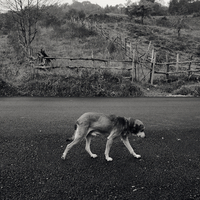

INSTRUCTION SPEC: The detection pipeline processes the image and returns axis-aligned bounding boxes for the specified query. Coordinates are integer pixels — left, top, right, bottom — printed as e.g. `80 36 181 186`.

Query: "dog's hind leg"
61 137 82 160
121 137 141 158
61 125 85 160
85 135 98 158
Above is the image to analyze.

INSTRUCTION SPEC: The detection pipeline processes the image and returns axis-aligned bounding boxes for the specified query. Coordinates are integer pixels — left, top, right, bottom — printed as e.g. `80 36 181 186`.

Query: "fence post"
150 52 156 85
132 49 136 82
166 53 169 81
129 42 132 58
149 48 154 83
91 50 95 70
125 38 127 55
188 55 193 78
143 41 151 61
176 53 179 71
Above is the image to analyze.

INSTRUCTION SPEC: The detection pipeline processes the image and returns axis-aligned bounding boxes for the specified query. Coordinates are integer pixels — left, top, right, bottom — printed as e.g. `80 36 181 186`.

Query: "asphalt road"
1 97 200 199
0 97 200 138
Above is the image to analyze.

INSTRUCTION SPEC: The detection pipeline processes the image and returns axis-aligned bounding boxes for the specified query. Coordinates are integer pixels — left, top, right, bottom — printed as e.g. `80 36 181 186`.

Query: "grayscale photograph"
0 0 200 199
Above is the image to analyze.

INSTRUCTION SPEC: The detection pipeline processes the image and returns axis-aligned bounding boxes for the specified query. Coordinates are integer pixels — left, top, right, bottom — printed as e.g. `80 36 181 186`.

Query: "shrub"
196 45 200 56
0 78 18 96
174 85 200 97
51 22 96 39
193 12 200 17
17 69 143 97
156 17 172 28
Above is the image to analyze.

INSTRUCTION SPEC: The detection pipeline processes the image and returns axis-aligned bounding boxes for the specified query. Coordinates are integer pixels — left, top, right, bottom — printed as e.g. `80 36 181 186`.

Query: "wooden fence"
32 19 200 84
33 49 200 85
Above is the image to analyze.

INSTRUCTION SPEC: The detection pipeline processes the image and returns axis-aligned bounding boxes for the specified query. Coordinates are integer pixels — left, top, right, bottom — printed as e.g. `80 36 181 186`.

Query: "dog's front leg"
105 136 115 161
85 135 98 158
121 137 141 158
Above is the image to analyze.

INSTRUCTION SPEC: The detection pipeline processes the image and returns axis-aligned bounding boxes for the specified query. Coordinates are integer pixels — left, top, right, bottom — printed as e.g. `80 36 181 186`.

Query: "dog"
61 112 145 161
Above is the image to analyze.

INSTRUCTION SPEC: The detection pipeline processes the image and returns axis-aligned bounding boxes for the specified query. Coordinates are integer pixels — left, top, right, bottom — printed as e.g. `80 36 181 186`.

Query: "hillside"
0 14 200 97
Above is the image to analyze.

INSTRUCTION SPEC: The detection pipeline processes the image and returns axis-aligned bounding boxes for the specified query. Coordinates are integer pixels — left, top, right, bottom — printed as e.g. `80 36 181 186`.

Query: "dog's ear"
116 116 127 127
128 118 135 128
119 117 130 138
127 118 137 134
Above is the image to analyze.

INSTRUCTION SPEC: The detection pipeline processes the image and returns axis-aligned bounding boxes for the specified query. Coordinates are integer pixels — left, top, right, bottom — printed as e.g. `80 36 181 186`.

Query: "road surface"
1 97 200 200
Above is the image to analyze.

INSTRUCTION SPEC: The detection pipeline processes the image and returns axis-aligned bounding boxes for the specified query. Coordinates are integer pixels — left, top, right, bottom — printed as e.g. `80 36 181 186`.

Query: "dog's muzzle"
137 132 145 138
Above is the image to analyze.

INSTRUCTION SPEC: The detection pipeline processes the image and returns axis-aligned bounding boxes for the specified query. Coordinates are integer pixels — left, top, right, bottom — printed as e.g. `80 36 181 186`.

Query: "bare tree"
0 0 50 56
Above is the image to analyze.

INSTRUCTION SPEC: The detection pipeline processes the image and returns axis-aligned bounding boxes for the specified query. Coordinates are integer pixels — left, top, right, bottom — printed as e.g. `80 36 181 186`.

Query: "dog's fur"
61 112 145 161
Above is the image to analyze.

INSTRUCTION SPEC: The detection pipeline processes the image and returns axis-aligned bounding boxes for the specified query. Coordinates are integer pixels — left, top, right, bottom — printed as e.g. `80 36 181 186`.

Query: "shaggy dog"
61 112 145 161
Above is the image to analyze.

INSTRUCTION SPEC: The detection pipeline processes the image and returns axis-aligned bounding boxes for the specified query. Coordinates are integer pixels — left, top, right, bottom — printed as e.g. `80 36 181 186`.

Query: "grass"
1 16 200 97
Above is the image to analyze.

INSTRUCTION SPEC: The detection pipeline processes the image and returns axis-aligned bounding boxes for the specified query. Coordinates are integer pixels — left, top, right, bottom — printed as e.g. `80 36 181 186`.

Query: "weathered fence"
31 19 200 84
76 19 200 83
32 47 200 85
149 51 200 84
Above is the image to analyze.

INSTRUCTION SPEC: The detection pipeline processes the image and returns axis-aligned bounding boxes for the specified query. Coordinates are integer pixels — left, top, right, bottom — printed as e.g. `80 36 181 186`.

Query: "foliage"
155 17 171 27
0 0 43 56
65 8 86 22
10 69 144 97
1 1 200 98
51 22 96 39
67 0 103 14
126 1 153 24
169 0 200 15
0 12 15 34
174 85 200 96
152 74 200 96
196 45 200 56
40 12 63 28
0 78 18 96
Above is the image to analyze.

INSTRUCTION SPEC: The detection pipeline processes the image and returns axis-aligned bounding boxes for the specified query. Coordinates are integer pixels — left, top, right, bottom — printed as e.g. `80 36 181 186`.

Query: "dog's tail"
66 123 78 142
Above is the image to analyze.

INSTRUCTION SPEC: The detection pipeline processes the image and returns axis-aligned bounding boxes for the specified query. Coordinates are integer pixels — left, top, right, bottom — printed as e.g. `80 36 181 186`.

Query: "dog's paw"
134 154 141 159
91 154 98 158
106 157 113 162
61 155 66 160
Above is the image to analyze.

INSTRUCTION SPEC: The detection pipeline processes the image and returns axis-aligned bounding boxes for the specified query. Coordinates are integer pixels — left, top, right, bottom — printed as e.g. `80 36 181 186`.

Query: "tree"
127 0 153 24
169 0 188 14
169 0 179 14
0 0 50 56
78 10 86 23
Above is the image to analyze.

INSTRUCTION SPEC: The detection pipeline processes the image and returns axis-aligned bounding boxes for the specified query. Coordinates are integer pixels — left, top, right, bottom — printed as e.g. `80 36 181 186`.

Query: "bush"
174 85 200 97
17 69 143 97
0 78 18 96
156 17 171 28
193 12 200 17
196 45 200 56
51 22 96 39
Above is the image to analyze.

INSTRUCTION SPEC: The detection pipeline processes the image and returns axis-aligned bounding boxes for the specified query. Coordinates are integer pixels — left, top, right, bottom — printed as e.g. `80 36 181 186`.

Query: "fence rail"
31 19 200 84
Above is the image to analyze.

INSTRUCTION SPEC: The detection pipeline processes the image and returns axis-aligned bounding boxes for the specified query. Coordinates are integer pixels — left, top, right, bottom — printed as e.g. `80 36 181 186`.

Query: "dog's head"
128 118 145 138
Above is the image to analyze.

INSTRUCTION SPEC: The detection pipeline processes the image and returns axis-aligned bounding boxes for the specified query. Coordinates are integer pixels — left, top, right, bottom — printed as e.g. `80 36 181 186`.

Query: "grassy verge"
0 70 144 97
1 72 200 97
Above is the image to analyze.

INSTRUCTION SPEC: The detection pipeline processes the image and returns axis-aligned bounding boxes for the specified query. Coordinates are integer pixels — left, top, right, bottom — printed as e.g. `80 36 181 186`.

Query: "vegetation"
0 71 143 97
0 0 200 97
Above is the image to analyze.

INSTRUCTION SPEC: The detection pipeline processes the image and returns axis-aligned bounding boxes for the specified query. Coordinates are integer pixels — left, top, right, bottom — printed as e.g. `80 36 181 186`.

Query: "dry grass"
1 16 200 97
